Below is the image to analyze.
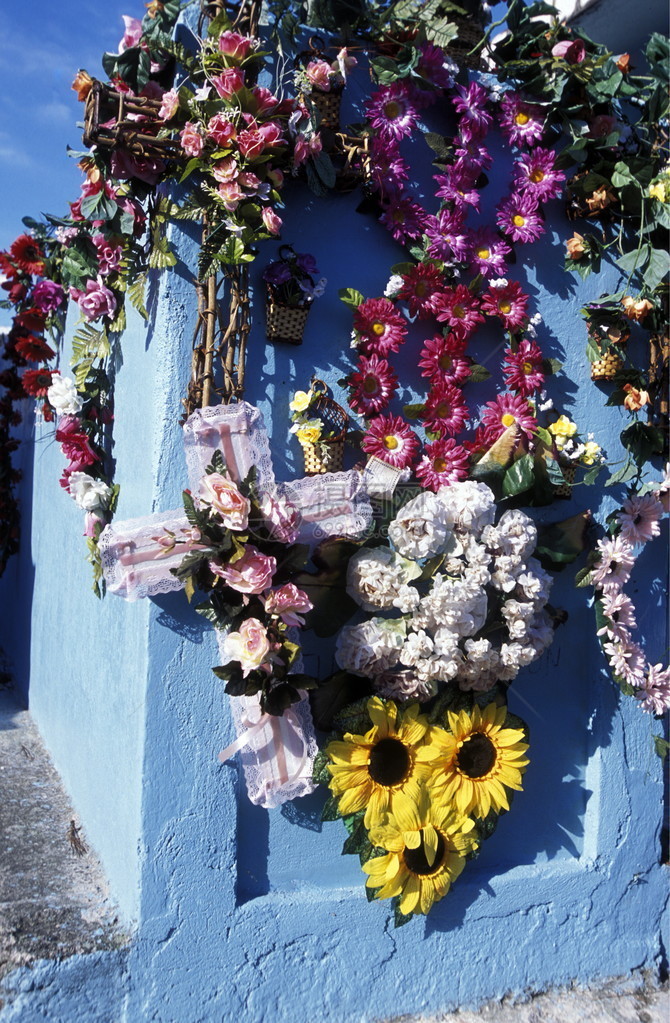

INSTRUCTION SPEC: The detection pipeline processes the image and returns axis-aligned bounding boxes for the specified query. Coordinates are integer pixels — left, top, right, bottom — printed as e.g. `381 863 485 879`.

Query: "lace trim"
183 402 277 495
99 511 195 601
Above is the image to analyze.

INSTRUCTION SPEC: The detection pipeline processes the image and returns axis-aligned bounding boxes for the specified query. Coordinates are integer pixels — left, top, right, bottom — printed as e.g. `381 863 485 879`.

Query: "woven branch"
83 81 182 159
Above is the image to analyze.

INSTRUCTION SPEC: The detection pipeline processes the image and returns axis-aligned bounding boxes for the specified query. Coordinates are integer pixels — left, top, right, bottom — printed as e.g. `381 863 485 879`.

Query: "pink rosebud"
222 617 271 676
218 30 254 61
551 38 586 64
84 512 104 538
210 545 276 595
263 584 313 626
199 472 250 530
207 114 236 146
304 59 333 92
159 88 180 121
261 208 282 235
212 68 245 99
180 122 204 157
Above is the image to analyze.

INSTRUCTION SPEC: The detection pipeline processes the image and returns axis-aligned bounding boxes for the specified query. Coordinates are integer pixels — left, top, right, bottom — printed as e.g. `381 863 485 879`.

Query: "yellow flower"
649 181 667 203
581 440 601 466
363 782 478 916
422 703 529 819
326 698 440 829
296 422 322 444
549 414 578 439
290 390 312 413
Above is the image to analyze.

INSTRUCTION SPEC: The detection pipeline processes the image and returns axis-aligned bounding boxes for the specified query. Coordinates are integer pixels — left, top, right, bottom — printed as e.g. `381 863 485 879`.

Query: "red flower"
397 264 446 320
353 298 408 357
418 334 470 386
362 413 420 468
480 393 537 442
502 339 545 396
347 354 398 417
14 336 56 363
21 368 53 397
434 285 484 339
15 308 47 332
9 234 45 276
422 382 470 438
415 438 470 491
481 280 529 331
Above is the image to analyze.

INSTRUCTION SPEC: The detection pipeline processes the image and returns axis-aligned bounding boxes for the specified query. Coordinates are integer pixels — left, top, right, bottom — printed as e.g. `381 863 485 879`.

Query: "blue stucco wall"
1 16 668 1023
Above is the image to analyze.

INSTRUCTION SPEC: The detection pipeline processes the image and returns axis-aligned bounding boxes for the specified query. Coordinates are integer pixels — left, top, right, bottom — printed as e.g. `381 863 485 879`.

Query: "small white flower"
48 375 83 416
193 84 212 101
67 472 112 512
384 274 404 298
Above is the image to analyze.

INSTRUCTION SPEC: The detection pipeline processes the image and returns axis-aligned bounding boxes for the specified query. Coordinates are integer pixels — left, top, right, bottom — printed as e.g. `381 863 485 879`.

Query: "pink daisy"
603 636 647 684
369 138 410 197
514 147 566 201
354 297 408 356
366 81 421 141
379 195 428 244
347 354 398 417
480 392 538 441
434 166 481 212
362 413 420 468
416 438 470 491
500 94 546 147
452 81 493 138
418 334 471 386
425 209 471 263
635 664 670 715
591 535 636 593
422 382 470 437
482 280 530 331
497 193 546 244
502 339 545 396
597 591 637 642
434 284 485 338
617 493 663 546
468 228 511 278
397 263 446 320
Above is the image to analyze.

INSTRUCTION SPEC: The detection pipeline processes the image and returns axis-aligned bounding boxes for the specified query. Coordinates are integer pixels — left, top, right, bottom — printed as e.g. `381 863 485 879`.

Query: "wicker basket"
298 385 347 475
554 460 576 499
304 87 343 130
446 18 487 70
591 351 624 381
83 80 182 160
266 294 310 345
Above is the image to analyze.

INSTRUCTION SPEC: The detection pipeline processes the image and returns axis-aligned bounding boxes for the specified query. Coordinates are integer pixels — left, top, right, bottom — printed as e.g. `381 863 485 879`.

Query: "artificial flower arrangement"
263 246 326 344
289 380 348 474
294 43 357 130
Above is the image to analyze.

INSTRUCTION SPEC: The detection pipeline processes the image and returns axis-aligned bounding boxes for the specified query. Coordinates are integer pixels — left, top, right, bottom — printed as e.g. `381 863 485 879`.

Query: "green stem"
624 198 646 293
466 0 519 58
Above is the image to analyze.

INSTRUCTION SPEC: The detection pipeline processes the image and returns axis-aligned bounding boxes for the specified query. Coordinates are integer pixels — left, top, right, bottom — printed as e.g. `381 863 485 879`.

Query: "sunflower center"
476 247 490 260
368 737 410 786
530 168 545 183
512 214 526 227
383 434 400 451
384 100 402 120
403 831 446 876
515 111 530 126
457 732 497 778
372 321 386 336
501 412 517 427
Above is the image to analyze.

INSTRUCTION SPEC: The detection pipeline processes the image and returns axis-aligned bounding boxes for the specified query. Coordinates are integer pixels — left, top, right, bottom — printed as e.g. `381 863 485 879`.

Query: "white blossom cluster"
336 482 555 699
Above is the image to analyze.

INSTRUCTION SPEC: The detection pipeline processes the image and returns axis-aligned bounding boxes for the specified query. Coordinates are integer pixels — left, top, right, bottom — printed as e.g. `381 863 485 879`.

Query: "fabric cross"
99 402 373 808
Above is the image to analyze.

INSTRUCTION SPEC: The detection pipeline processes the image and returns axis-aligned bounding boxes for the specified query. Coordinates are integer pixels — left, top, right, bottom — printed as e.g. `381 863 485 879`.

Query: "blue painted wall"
1 12 668 1021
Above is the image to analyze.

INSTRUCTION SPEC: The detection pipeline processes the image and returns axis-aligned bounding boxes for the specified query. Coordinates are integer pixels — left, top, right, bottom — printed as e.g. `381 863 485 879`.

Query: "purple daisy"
468 228 511 278
425 208 471 262
635 664 670 715
366 81 421 141
514 147 566 201
452 81 493 139
496 192 546 243
379 195 428 244
434 165 481 212
369 137 410 197
500 94 546 148
417 42 457 90
454 139 493 174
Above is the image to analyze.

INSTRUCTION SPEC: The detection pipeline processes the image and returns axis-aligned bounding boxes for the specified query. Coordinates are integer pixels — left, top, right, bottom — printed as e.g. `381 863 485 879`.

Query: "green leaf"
321 794 341 822
653 735 670 759
583 463 604 486
312 749 331 787
574 565 594 588
393 898 414 928
468 363 491 383
309 671 374 732
403 402 425 420
620 421 665 466
339 287 364 309
535 426 553 447
536 512 590 568
127 273 148 320
312 150 336 188
645 247 670 291
617 243 650 276
605 460 638 487
502 453 535 497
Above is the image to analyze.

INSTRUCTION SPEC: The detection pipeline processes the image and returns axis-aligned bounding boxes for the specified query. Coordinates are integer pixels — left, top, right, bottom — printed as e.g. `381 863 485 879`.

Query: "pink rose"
159 88 180 120
258 122 285 148
238 171 262 191
218 31 254 61
32 279 64 313
207 114 236 146
261 207 282 235
84 512 105 538
210 545 276 594
304 59 333 92
212 156 239 184
251 86 280 115
263 584 313 626
551 39 586 64
199 472 250 530
222 617 271 676
212 68 245 99
218 181 245 210
70 278 117 322
180 122 204 157
236 128 267 160
93 234 123 274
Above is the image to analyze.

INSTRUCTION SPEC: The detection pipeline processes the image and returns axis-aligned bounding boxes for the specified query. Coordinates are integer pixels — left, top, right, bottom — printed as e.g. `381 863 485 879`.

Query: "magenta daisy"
502 339 545 396
514 147 566 201
418 334 470 386
416 42 456 90
496 192 546 244
397 263 446 320
347 354 398 417
480 392 538 441
635 664 670 715
500 94 546 147
434 165 481 212
366 81 421 141
482 280 529 331
434 284 485 339
468 228 511 278
425 209 470 263
617 493 663 546
369 138 410 197
453 140 493 175
452 81 493 138
379 195 428 244
422 382 470 437
416 438 470 491
354 297 408 356
362 413 420 468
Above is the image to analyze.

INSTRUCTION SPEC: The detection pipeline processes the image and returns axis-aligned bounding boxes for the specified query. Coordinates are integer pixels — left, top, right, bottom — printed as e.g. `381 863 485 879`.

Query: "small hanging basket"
591 350 624 381
303 87 343 130
332 133 371 192
298 382 347 476
266 289 311 345
445 18 487 70
553 460 577 499
83 80 182 160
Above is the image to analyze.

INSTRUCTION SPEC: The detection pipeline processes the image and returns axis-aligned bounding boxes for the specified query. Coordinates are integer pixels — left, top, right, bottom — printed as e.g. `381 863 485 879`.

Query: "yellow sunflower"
362 782 479 916
326 697 439 829
423 702 529 818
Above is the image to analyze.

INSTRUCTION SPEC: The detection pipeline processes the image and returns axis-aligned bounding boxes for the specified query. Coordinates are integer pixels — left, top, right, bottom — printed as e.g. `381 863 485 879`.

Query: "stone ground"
1 685 667 1022
0 685 124 1005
